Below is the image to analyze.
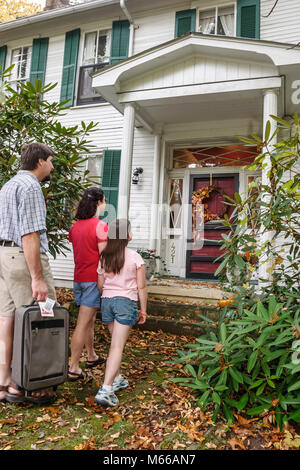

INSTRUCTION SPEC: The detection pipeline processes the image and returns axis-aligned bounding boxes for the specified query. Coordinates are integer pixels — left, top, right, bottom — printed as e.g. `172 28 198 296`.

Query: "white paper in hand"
39 298 55 317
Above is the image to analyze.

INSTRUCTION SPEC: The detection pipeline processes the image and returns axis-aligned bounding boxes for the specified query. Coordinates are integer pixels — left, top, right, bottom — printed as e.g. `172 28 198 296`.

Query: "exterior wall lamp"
132 167 143 184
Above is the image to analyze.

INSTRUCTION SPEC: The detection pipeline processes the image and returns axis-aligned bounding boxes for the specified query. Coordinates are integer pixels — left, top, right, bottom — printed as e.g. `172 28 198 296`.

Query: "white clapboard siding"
129 128 155 248
123 54 277 92
48 242 75 288
261 0 300 45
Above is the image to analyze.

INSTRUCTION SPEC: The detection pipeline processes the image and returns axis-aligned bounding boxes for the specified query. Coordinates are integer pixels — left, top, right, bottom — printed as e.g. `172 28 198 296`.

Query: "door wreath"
192 185 228 241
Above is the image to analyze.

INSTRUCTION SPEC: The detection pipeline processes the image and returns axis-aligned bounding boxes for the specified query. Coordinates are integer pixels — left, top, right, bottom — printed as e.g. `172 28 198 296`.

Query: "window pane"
77 63 107 105
10 46 31 89
199 9 216 34
78 65 100 100
20 47 30 79
169 179 183 229
83 32 97 65
217 6 234 36
11 48 21 81
88 154 102 181
97 32 109 63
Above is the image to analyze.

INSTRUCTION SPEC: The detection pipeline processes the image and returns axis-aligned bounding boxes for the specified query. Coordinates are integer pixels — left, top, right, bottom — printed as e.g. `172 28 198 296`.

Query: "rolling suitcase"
11 300 69 394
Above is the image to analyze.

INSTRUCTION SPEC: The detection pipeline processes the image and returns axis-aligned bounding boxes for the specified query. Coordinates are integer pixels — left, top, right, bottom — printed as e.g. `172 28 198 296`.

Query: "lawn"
0 317 299 451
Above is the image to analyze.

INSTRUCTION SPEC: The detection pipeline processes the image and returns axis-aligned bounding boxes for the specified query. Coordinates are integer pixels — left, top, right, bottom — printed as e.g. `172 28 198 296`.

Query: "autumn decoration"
192 185 228 243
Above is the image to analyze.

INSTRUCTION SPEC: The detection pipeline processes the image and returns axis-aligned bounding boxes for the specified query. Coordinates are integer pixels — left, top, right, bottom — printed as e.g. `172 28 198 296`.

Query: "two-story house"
0 0 299 286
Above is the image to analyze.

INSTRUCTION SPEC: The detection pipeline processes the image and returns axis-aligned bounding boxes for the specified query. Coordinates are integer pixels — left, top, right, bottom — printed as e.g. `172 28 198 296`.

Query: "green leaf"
212 391 221 406
184 364 197 377
223 403 234 425
288 380 300 393
270 115 293 128
229 367 244 384
220 323 227 343
214 384 228 392
198 390 211 407
247 350 259 373
247 404 271 416
234 254 246 270
234 192 242 205
264 120 271 141
237 393 248 411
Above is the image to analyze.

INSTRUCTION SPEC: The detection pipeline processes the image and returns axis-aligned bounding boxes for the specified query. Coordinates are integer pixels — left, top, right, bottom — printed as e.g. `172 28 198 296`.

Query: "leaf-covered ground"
0 318 299 451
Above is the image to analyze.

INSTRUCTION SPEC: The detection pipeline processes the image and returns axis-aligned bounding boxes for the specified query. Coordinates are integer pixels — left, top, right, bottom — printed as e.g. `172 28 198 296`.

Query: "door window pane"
169 179 183 230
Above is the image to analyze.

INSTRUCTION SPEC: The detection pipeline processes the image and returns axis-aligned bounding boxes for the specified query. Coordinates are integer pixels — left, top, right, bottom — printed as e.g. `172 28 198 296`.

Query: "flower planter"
144 258 156 280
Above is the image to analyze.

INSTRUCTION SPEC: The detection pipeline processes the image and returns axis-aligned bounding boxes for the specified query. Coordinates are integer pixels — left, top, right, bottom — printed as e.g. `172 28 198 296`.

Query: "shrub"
171 115 300 427
0 67 99 257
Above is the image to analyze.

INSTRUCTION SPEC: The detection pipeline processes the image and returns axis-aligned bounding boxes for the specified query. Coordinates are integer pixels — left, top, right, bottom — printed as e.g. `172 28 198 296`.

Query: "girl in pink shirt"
94 219 147 407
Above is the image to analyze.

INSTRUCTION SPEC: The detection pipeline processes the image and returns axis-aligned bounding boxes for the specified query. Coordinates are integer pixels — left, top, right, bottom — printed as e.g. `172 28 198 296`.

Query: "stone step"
136 317 206 337
147 285 231 305
147 299 220 321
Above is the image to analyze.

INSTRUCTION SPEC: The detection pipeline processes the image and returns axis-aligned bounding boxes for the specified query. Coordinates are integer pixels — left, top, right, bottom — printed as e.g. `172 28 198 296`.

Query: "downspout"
120 0 135 57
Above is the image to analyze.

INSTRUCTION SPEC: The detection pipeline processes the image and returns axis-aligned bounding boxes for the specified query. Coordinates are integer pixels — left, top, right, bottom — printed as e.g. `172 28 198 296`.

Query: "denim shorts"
73 282 101 308
101 297 138 326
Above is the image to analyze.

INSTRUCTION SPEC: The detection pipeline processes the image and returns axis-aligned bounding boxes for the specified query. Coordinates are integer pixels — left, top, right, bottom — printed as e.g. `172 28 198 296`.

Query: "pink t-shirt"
97 247 145 301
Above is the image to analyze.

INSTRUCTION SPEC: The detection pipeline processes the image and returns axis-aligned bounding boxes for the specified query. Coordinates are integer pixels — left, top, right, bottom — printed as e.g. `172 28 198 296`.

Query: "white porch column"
118 102 135 219
258 89 278 282
150 128 162 250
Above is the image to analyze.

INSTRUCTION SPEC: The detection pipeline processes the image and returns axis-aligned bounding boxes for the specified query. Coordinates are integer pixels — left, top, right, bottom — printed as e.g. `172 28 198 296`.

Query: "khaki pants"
0 246 56 317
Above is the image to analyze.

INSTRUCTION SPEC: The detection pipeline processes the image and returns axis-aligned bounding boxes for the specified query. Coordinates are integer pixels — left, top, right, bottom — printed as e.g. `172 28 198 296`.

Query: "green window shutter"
0 45 7 75
110 20 130 65
101 150 121 223
175 9 196 38
237 0 260 39
60 28 80 106
30 38 49 87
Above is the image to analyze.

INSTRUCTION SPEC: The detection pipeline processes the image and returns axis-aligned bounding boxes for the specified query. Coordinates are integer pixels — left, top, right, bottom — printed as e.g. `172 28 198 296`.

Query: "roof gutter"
120 0 135 57
0 0 120 33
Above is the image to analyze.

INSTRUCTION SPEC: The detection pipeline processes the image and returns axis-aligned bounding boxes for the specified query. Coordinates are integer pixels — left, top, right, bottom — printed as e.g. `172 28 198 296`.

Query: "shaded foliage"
172 115 300 428
0 68 99 257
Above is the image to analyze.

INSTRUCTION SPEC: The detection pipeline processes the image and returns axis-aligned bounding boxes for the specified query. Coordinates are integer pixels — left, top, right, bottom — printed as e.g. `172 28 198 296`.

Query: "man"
0 142 56 403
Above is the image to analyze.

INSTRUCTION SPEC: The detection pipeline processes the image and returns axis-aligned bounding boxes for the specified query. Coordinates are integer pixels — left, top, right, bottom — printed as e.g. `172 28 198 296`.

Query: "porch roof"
92 33 300 132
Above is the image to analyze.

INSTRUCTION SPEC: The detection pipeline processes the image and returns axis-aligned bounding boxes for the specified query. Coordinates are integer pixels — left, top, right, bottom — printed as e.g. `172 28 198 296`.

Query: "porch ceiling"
92 33 297 131
134 89 266 125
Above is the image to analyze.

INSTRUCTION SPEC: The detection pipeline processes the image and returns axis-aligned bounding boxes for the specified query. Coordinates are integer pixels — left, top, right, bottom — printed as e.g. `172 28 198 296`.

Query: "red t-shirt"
69 218 108 282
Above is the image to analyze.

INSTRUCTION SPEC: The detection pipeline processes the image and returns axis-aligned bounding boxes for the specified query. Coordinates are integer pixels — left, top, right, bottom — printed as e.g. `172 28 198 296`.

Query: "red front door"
186 174 238 279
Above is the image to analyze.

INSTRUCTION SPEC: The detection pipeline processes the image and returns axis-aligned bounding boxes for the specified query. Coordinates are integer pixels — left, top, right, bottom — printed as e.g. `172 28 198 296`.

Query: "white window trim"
195 2 237 37
81 29 112 66
9 45 32 89
75 29 111 106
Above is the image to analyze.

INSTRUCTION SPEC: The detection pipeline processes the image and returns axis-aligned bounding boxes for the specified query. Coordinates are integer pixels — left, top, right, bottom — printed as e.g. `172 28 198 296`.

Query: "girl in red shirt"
68 187 108 380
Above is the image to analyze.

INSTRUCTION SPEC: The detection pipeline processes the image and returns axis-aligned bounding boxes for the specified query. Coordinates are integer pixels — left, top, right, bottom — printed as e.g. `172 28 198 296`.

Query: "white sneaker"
94 387 119 406
112 375 129 392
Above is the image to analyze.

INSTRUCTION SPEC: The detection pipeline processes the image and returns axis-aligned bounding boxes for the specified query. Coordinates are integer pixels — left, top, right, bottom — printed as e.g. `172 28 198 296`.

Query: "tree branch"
262 0 279 18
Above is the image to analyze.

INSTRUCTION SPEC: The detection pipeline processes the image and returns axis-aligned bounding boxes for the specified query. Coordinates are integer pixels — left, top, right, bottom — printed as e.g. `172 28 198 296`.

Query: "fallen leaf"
228 438 248 450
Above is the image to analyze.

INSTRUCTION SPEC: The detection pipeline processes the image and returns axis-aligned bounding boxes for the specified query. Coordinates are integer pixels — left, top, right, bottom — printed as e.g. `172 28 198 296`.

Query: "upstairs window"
77 30 111 106
9 46 32 90
199 5 235 37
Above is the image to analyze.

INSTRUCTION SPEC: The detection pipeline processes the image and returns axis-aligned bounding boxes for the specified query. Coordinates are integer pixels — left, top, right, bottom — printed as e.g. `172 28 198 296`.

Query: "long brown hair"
100 219 131 274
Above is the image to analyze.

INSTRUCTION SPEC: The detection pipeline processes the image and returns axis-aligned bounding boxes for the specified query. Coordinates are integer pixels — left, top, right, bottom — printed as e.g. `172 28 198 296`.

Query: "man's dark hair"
21 142 54 170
